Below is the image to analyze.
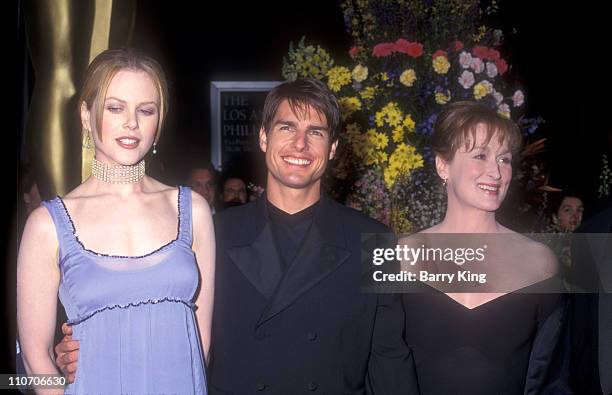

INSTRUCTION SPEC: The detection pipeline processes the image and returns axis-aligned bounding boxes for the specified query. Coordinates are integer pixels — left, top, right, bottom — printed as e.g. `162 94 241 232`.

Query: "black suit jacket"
208 194 417 394
569 207 612 395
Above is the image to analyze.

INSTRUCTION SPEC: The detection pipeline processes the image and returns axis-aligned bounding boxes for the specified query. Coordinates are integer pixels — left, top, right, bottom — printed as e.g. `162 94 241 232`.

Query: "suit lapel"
226 223 284 299
257 195 351 326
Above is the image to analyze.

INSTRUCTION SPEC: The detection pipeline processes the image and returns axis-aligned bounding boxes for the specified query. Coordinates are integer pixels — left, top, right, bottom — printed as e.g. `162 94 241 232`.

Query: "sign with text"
210 81 282 174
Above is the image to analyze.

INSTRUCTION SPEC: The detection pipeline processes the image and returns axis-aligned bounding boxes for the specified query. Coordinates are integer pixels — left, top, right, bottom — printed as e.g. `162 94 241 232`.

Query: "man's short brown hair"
261 78 341 141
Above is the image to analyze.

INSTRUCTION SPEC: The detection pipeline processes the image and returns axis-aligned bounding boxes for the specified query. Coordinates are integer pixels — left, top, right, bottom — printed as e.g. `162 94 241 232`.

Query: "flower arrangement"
282 0 548 233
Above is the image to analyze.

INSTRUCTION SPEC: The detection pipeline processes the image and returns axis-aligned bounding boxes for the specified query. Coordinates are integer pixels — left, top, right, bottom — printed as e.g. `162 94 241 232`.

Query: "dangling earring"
152 142 157 155
82 128 94 149
442 178 448 187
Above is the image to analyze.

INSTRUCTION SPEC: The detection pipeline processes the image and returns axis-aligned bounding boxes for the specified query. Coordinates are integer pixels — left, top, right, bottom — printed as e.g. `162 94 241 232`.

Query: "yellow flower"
473 82 490 100
365 153 378 166
327 66 352 92
391 208 413 234
352 64 368 82
435 91 451 105
380 72 389 81
365 128 378 147
392 126 404 143
432 56 451 74
384 165 399 188
345 122 361 145
386 110 402 127
338 97 362 120
399 69 417 87
346 122 361 135
403 114 416 132
360 86 376 100
375 111 385 127
378 151 388 163
388 143 425 179
379 102 403 127
374 132 389 150
353 139 365 156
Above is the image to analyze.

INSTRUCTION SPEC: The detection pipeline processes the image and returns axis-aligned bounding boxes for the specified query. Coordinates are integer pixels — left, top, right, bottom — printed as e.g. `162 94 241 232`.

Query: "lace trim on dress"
67 296 195 325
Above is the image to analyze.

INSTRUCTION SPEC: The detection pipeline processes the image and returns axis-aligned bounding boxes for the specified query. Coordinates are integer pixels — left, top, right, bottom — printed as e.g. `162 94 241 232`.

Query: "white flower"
470 57 484 74
498 103 511 118
512 90 525 107
458 70 475 89
352 64 368 82
459 51 472 69
493 90 504 105
486 62 498 78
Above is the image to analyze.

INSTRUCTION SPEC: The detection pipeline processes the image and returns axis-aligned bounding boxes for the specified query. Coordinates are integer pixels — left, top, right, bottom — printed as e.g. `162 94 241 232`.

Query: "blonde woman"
17 48 214 394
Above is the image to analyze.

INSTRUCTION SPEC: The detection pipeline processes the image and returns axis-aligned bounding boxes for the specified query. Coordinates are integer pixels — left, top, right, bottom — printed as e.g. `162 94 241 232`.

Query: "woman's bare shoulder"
21 205 59 253
508 232 558 276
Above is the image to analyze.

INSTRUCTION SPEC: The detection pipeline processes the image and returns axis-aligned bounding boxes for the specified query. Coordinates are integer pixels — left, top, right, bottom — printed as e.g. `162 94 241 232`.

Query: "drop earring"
152 142 157 155
82 128 94 149
442 178 448 187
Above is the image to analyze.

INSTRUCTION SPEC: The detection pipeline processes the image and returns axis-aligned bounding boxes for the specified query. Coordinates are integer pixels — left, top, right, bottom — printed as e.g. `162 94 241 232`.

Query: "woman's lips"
116 137 140 149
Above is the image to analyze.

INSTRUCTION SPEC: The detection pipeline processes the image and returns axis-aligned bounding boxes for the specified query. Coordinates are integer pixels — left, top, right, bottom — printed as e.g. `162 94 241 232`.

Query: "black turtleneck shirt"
266 200 320 271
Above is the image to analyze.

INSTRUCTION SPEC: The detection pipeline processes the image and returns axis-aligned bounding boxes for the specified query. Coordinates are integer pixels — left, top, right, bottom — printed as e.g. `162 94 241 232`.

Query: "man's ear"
259 127 267 153
329 139 338 160
80 101 92 132
435 154 449 180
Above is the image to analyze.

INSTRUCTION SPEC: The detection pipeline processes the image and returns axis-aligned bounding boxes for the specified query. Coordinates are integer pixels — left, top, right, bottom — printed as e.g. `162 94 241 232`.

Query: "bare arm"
17 206 64 394
191 191 215 364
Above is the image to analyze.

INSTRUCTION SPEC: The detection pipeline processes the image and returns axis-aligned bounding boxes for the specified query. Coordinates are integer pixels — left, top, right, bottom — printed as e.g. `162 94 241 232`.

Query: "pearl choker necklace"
91 157 145 184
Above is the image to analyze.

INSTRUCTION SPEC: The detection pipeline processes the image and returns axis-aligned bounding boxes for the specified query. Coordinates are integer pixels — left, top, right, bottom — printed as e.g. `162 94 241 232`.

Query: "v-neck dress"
42 186 207 394
401 279 568 394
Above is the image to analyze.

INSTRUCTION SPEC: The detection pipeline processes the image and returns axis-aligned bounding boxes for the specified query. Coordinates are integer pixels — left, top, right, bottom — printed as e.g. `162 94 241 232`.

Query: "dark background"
6 0 610 375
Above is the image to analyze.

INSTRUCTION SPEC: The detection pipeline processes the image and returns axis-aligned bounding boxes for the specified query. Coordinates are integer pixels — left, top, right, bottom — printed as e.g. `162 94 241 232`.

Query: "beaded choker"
91 157 145 184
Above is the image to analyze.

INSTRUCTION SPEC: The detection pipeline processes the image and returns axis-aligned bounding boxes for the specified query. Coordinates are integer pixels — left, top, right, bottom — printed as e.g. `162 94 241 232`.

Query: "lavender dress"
42 186 207 394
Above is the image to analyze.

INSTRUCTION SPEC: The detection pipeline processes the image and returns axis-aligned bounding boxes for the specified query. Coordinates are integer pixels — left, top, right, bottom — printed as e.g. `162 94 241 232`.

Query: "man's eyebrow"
274 120 297 127
274 119 329 131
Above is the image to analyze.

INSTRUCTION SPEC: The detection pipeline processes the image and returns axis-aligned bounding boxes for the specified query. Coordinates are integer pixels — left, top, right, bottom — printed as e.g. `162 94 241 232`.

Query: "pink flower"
472 45 490 59
459 51 472 69
470 57 484 74
458 70 475 89
432 50 448 59
454 41 464 51
349 46 359 59
486 62 498 78
394 39 423 58
373 42 395 57
495 59 509 75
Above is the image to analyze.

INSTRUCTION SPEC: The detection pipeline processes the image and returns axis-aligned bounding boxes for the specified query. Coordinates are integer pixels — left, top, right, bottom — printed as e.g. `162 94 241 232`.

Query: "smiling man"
209 78 416 394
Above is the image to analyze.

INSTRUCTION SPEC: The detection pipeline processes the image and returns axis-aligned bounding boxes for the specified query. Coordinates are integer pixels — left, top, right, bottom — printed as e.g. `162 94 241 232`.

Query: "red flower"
393 39 411 54
453 41 464 51
373 42 395 57
495 59 508 75
349 46 359 59
472 45 490 59
432 50 448 59
488 49 501 61
396 39 423 58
